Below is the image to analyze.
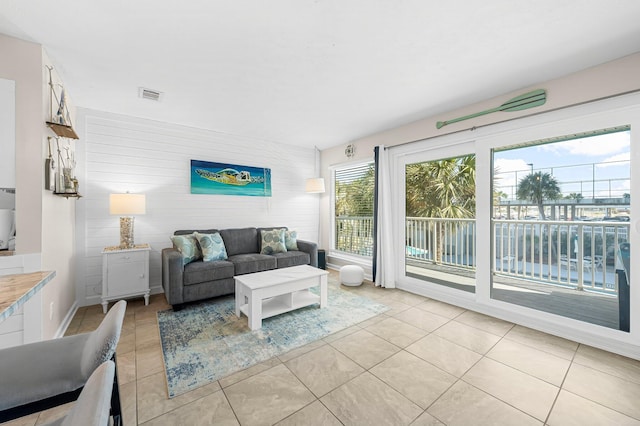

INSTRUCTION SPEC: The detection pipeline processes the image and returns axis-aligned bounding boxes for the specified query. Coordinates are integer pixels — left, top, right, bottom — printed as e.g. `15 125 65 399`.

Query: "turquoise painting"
190 160 272 197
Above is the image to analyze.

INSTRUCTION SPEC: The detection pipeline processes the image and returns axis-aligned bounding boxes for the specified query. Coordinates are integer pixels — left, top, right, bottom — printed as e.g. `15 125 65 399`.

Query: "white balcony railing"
492 219 627 294
335 216 374 257
336 216 629 295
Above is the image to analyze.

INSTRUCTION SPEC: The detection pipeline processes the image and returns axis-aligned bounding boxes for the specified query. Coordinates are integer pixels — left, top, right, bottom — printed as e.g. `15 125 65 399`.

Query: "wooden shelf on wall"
54 192 82 199
46 122 79 139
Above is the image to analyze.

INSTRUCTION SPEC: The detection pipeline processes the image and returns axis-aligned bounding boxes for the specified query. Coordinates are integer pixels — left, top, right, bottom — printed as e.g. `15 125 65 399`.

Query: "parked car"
602 216 630 222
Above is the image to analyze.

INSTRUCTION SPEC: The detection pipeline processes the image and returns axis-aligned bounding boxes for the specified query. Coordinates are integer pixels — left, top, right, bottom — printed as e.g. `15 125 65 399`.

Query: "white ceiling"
1 1 640 150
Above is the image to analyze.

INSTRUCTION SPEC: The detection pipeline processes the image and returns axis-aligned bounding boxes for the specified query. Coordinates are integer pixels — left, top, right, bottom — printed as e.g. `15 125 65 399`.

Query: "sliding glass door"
491 127 631 331
391 93 639 349
404 143 476 293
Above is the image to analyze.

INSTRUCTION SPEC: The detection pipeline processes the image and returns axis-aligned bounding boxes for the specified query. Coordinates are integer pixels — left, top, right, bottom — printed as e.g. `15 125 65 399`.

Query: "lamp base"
119 216 135 249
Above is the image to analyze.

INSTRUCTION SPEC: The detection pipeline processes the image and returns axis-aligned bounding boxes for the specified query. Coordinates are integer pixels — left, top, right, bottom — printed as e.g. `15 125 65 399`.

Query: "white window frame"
329 159 375 268
388 92 640 359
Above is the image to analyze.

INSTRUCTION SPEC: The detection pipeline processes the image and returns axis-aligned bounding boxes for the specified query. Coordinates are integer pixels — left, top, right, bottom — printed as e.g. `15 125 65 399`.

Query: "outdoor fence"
336 216 629 295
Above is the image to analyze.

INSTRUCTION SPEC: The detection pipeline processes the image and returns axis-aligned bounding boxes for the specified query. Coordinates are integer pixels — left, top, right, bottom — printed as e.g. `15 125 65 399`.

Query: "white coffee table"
234 265 329 330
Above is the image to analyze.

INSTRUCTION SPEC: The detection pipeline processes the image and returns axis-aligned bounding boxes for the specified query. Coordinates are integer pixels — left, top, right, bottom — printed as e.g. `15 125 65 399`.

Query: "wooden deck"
406 262 621 330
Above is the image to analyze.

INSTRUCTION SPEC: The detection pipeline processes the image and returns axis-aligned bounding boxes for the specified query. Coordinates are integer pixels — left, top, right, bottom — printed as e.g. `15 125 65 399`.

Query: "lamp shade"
109 193 146 215
305 178 325 193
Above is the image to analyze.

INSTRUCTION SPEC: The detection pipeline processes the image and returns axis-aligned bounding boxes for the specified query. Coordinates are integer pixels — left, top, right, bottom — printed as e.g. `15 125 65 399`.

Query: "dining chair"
41 360 115 426
0 300 126 425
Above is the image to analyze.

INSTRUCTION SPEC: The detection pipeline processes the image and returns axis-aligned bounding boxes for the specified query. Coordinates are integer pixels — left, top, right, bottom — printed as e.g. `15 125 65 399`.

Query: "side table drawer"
107 251 146 265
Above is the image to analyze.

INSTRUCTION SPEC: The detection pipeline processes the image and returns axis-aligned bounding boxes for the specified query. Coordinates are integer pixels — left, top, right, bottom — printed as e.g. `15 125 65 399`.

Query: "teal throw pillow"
260 229 287 255
284 230 298 251
170 234 202 265
194 232 228 262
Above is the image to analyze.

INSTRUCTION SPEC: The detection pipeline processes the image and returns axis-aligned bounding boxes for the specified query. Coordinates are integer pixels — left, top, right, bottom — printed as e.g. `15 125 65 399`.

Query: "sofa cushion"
170 234 201 265
194 232 228 261
284 230 299 251
183 260 235 286
272 251 310 268
228 253 277 275
260 228 287 254
219 228 259 256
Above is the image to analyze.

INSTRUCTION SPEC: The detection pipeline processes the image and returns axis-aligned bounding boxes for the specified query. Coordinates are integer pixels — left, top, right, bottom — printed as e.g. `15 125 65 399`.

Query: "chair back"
80 300 126 378
57 361 115 426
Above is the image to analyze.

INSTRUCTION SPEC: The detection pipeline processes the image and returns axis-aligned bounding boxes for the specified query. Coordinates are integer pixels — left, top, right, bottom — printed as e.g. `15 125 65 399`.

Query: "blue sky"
494 130 630 199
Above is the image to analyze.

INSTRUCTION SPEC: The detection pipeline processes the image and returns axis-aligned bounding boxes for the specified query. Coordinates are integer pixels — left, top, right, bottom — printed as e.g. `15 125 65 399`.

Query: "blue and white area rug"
158 288 389 397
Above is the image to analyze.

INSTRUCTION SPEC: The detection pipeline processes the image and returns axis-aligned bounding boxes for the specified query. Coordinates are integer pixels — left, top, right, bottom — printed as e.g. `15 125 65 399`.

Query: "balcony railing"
492 219 627 294
406 217 476 270
335 216 374 257
336 215 629 294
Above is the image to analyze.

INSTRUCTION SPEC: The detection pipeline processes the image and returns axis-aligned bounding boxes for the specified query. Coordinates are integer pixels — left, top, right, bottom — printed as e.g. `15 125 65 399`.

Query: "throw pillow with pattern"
194 232 228 262
284 230 299 251
170 234 202 265
260 228 287 254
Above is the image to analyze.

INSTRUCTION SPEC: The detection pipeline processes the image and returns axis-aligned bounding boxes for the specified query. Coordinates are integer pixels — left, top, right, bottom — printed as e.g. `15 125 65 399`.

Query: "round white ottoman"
340 265 365 286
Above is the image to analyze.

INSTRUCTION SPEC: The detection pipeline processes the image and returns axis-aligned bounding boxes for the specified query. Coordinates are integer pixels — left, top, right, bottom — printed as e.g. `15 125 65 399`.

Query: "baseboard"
82 285 164 308
55 301 78 339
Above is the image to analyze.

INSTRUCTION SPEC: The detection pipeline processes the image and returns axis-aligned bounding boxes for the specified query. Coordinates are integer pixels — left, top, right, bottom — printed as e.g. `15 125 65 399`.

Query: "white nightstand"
101 244 151 314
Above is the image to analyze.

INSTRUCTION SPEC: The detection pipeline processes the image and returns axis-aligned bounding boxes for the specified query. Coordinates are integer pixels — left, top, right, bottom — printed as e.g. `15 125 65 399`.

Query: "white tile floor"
7 270 640 425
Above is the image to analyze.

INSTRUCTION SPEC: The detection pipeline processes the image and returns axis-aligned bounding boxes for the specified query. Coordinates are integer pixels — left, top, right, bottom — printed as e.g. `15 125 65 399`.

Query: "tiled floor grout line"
220 386 243 426
543 344 579 425
53 281 640 426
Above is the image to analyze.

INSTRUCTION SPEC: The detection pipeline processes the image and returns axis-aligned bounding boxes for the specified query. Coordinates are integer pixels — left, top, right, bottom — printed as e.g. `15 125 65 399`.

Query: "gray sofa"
161 227 318 309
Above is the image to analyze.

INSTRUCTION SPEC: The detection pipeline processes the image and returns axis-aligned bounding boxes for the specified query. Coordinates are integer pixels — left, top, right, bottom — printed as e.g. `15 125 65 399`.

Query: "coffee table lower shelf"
238 290 320 321
235 265 329 330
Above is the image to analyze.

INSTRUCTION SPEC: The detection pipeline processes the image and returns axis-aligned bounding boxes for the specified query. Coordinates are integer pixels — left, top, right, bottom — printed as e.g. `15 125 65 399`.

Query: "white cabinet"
101 244 150 313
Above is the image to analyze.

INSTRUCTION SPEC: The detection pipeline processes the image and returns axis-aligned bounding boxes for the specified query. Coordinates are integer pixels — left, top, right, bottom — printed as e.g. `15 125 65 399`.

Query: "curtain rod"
383 88 640 151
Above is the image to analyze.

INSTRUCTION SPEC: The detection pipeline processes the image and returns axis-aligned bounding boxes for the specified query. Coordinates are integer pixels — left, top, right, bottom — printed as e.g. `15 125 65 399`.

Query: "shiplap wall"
75 109 320 306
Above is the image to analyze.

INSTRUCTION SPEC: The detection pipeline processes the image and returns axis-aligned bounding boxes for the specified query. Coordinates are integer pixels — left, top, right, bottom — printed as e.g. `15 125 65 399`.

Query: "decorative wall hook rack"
45 65 78 139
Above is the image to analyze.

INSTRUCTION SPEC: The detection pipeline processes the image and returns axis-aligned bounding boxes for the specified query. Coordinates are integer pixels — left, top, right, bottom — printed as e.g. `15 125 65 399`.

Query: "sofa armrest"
296 239 318 268
162 248 185 306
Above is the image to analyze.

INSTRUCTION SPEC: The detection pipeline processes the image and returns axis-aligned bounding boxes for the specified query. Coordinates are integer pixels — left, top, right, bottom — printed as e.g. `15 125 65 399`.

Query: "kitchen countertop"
0 271 56 322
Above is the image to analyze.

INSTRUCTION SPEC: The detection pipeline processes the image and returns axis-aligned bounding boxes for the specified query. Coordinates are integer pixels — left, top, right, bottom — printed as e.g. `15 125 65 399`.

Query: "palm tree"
517 172 561 220
335 165 374 217
493 190 508 218
406 155 475 218
335 165 375 254
565 192 583 202
406 155 476 262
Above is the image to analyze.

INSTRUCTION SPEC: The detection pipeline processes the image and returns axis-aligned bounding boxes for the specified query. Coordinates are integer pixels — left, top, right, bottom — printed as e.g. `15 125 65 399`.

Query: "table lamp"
110 193 146 248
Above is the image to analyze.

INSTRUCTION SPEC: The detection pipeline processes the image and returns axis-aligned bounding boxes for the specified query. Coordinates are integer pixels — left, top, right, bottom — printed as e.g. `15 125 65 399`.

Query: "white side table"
101 244 150 313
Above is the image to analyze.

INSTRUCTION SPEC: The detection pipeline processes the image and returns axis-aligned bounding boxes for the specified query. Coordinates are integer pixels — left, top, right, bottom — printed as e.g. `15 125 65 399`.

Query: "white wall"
75 109 321 306
39 50 79 339
320 52 640 269
0 34 42 254
0 78 15 190
0 35 78 340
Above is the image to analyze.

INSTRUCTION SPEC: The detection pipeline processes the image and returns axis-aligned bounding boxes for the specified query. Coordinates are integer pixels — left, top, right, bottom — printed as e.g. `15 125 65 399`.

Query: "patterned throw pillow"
284 230 298 251
194 232 228 262
260 229 287 254
170 234 202 265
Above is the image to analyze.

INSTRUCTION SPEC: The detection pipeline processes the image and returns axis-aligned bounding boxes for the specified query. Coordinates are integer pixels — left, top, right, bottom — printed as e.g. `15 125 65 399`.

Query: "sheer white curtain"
375 145 396 288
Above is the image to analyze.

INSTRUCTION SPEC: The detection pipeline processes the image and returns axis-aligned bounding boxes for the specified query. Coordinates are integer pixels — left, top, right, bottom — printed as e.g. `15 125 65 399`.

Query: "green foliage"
406 155 476 218
565 192 583 201
517 172 561 219
335 164 374 217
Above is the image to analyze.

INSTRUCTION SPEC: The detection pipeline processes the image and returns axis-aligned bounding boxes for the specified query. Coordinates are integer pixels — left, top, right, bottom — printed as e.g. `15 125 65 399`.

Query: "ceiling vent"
138 87 163 101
